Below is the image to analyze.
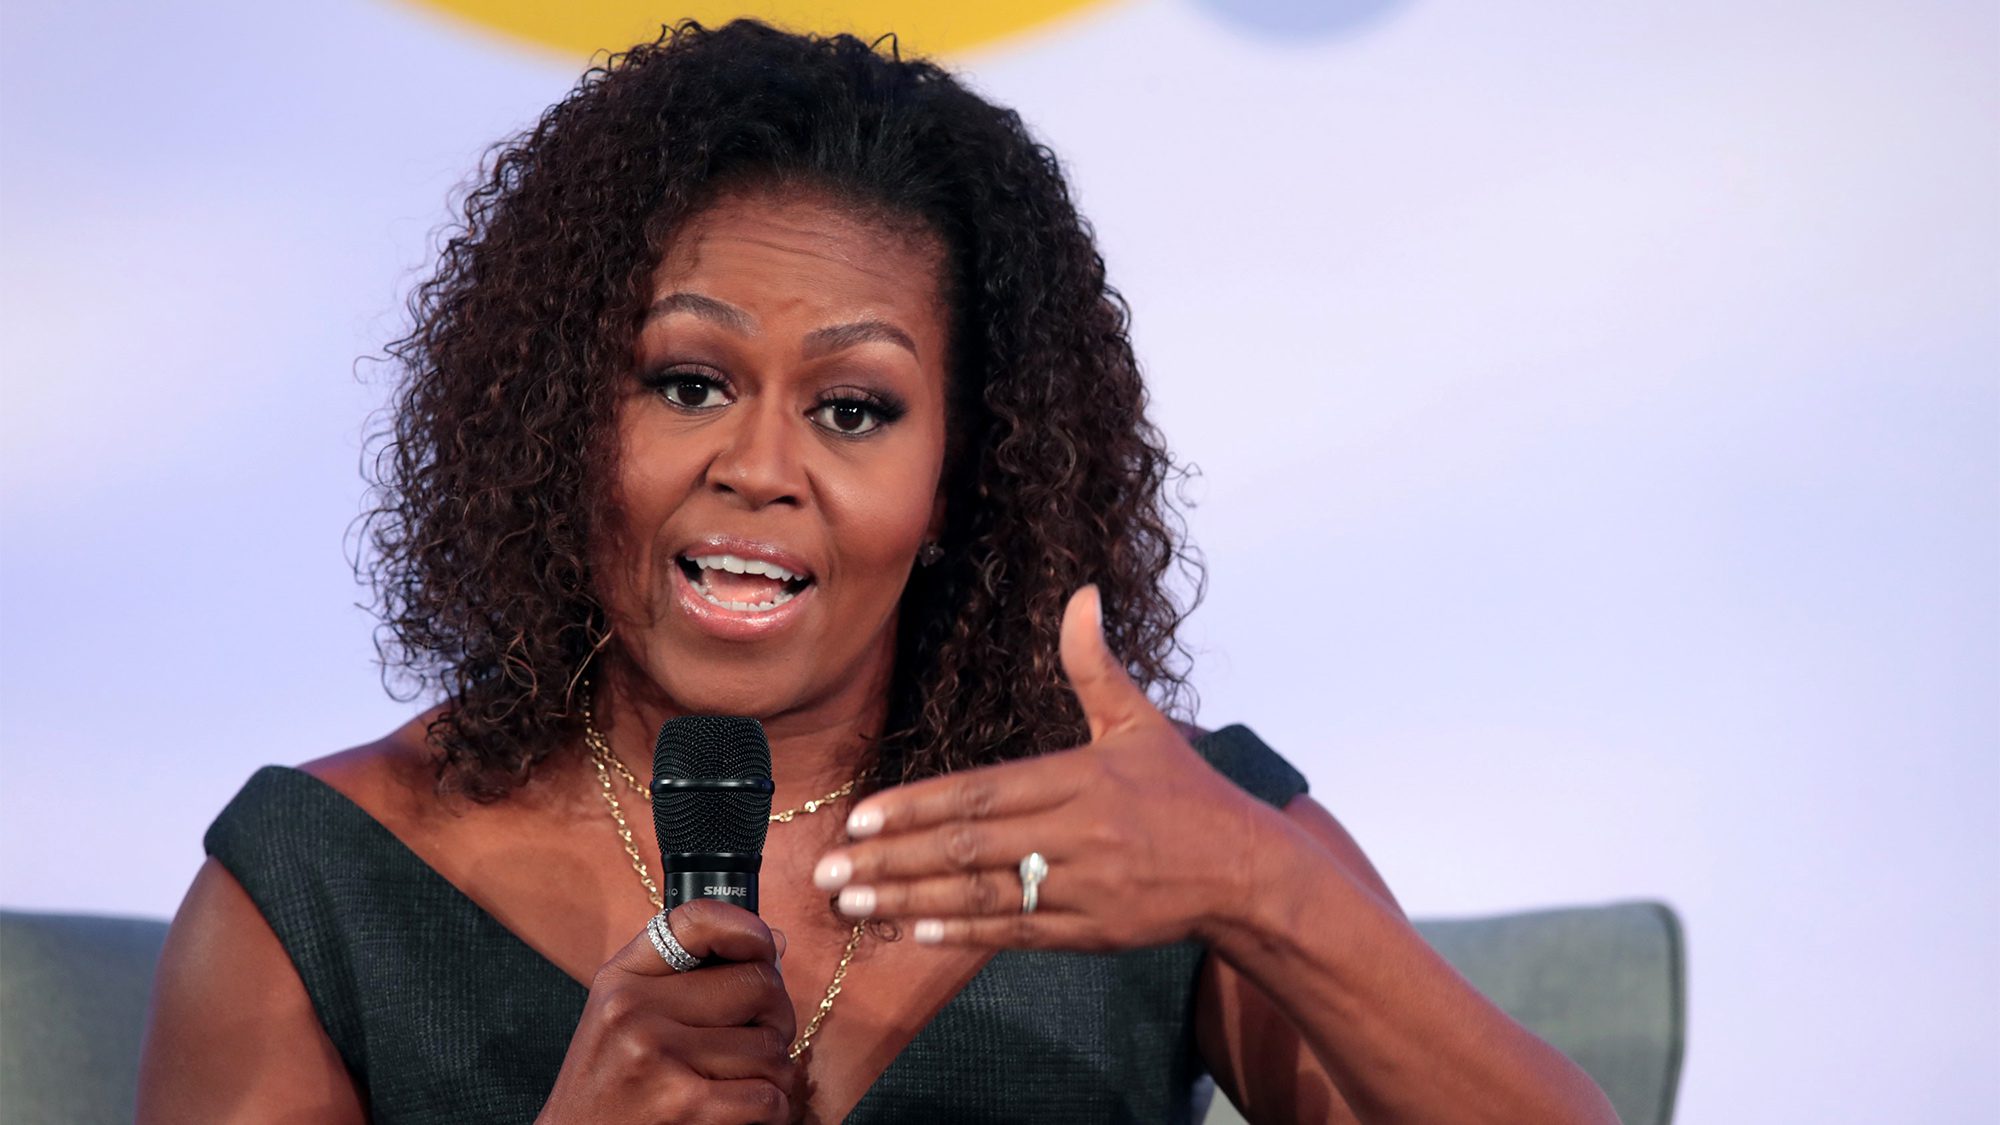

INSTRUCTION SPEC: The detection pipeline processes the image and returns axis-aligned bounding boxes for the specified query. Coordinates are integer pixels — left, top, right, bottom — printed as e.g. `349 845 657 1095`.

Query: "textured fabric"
202 724 1307 1124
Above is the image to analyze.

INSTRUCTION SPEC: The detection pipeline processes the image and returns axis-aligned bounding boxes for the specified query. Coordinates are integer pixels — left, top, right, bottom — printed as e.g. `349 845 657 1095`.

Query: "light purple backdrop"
2 2 1995 1120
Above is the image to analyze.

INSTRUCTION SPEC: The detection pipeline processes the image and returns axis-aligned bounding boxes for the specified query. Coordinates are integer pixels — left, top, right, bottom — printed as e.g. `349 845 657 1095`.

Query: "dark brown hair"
363 19 1200 800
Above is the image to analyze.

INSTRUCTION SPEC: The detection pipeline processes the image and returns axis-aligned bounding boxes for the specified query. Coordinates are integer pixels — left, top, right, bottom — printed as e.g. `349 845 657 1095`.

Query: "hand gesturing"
811 586 1272 952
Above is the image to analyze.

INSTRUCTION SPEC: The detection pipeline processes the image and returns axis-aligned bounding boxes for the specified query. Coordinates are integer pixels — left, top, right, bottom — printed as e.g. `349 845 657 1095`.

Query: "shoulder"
196 714 458 889
290 709 588 843
193 714 463 959
296 710 451 830
1182 722 1311 813
142 718 472 1121
140 865 366 1120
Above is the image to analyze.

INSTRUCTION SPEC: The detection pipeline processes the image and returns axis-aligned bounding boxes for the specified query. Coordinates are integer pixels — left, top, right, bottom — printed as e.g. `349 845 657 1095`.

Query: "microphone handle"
663 851 762 912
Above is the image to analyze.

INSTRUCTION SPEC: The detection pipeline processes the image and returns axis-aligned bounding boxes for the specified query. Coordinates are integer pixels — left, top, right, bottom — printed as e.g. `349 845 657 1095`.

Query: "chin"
649 664 809 722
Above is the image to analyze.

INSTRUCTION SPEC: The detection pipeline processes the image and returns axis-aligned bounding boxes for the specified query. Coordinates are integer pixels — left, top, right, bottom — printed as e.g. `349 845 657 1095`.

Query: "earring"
917 541 944 566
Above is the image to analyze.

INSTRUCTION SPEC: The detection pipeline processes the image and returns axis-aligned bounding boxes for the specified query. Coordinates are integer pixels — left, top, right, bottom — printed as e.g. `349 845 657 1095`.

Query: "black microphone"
650 716 774 913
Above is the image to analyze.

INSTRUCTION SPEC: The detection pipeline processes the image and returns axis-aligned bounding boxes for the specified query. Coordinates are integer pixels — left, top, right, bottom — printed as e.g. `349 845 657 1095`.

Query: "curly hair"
363 19 1200 801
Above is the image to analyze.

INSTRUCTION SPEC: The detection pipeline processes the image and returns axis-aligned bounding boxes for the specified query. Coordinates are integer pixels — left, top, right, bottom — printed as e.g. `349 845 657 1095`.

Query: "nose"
704 397 805 509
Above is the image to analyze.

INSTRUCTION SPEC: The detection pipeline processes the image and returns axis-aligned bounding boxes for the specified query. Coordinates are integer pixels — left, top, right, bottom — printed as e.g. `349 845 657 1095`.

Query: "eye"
808 394 903 437
644 370 733 412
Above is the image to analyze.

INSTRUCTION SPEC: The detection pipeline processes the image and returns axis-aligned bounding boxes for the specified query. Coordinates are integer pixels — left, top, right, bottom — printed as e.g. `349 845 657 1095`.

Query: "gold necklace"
580 702 866 1059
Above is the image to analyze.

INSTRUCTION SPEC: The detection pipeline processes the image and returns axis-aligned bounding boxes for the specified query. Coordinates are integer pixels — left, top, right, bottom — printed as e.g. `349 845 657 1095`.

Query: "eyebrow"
645 292 755 333
803 319 919 360
646 292 918 360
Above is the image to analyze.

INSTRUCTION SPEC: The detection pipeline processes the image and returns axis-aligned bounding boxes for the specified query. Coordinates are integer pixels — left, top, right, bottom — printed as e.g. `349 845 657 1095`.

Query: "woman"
138 21 1615 1124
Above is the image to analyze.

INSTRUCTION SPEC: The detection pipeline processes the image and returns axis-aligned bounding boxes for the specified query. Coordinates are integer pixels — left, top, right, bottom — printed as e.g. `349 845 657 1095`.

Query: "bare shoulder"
133 718 457 1122
298 712 448 829
137 857 366 1123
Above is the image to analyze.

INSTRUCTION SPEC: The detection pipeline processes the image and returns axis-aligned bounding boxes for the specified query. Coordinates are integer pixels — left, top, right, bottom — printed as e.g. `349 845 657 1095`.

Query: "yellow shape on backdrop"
404 1 1115 58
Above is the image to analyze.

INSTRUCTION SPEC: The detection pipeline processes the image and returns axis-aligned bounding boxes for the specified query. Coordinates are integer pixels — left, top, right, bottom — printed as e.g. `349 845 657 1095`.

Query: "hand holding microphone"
538 718 796 1125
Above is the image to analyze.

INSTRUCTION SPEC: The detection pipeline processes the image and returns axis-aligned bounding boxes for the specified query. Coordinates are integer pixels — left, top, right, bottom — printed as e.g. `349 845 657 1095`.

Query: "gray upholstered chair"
1 911 171 1125
1199 901 1686 1125
0 902 1684 1124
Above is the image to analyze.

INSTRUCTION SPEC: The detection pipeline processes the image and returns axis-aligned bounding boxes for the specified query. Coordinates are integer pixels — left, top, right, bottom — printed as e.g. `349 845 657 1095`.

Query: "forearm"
1205 805 1618 1125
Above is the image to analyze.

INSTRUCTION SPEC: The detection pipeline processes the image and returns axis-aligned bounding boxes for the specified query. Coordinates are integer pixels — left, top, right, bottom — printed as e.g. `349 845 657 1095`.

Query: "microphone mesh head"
652 716 773 856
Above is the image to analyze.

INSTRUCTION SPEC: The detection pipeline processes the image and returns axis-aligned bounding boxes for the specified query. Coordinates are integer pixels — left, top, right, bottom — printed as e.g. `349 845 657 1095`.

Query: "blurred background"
2 0 1994 1119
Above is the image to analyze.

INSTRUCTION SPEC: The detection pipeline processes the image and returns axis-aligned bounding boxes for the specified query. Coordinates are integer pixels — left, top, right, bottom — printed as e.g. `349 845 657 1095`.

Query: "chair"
1 911 171 1125
0 902 1683 1124
1200 901 1686 1125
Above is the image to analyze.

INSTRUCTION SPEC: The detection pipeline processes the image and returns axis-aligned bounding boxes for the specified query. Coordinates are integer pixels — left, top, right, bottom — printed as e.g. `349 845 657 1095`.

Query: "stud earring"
917 541 944 566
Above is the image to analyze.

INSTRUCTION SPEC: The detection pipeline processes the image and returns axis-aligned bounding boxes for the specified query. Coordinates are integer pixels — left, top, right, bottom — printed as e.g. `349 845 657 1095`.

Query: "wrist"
1197 796 1315 960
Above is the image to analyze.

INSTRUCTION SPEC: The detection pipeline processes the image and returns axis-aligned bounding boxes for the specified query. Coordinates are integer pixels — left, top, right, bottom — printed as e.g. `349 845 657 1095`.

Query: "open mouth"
676 552 815 613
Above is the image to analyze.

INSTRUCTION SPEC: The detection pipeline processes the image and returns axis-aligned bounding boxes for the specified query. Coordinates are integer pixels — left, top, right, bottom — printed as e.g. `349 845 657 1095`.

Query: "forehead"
651 188 949 330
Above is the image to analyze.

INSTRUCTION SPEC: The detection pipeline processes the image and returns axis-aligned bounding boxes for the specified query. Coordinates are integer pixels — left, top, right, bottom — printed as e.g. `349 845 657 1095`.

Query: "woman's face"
597 188 951 733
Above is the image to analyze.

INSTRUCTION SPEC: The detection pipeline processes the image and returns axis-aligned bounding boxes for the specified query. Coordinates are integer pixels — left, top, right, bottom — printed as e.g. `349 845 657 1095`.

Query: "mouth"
675 551 816 614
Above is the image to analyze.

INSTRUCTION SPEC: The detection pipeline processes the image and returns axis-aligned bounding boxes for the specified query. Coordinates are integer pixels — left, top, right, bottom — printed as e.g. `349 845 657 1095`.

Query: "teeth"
686 553 801 582
695 585 800 613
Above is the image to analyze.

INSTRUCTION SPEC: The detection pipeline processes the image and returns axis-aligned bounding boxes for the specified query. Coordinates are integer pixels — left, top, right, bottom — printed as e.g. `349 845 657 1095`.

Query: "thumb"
1059 585 1151 742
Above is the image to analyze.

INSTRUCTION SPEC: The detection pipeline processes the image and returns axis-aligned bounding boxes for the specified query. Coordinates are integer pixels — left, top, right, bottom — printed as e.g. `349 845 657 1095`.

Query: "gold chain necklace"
579 701 866 1059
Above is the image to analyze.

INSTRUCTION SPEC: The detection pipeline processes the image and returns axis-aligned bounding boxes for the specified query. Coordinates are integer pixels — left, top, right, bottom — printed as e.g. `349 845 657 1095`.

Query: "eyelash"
639 369 908 437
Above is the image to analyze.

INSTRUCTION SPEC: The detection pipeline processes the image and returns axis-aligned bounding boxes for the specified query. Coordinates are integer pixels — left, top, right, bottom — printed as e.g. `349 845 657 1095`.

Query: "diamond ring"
646 910 700 972
1018 851 1049 915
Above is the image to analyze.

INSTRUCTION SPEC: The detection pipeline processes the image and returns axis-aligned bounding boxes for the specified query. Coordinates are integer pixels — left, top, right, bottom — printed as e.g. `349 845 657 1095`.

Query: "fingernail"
813 855 852 891
837 886 876 917
847 807 883 838
914 919 945 944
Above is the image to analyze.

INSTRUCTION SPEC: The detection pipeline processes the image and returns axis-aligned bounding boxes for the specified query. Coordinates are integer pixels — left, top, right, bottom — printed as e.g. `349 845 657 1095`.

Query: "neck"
588 654 888 817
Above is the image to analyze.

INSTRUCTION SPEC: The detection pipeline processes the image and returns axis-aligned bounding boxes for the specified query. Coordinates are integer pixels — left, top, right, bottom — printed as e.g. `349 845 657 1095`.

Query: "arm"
1195 795 1616 1124
818 587 1618 1124
137 857 368 1124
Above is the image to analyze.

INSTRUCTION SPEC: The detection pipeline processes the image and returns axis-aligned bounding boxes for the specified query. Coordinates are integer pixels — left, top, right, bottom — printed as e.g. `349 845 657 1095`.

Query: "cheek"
824 469 936 557
601 414 702 617
821 446 944 582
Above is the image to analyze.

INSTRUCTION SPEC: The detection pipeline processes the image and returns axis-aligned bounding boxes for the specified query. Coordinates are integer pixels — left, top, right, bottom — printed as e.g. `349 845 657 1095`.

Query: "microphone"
650 716 775 913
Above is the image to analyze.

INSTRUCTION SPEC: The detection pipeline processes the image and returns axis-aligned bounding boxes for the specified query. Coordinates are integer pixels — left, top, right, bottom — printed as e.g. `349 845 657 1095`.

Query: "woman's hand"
812 585 1280 952
538 899 798 1125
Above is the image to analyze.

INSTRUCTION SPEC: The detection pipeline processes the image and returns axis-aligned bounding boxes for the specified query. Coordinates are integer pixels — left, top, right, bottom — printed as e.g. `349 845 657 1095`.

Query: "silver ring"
646 910 700 972
1018 852 1049 915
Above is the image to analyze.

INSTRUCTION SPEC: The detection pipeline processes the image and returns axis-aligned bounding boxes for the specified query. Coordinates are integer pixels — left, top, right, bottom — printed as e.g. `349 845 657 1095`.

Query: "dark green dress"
205 725 1307 1123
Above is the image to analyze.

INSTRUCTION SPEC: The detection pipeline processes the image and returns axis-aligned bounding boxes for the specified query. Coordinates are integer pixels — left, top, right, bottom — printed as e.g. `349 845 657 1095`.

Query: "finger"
838 868 1053 920
608 899 778 979
669 960 797 1037
837 752 1080 846
1059 585 1153 742
665 1024 796 1086
684 1078 790 1125
667 900 781 963
824 816 1056 890
908 913 1102 951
